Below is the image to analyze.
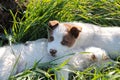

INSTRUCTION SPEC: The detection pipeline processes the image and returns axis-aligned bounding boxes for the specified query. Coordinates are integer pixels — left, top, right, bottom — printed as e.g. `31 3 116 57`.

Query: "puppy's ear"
70 26 82 38
48 20 59 29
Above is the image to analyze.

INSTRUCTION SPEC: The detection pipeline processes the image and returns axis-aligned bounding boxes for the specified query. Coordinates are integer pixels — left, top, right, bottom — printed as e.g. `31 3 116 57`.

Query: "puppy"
0 38 52 80
55 47 113 80
47 20 120 80
47 20 120 59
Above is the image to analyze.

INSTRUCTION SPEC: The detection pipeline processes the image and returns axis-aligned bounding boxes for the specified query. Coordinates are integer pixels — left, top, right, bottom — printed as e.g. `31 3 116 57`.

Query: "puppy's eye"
61 40 68 45
48 36 54 42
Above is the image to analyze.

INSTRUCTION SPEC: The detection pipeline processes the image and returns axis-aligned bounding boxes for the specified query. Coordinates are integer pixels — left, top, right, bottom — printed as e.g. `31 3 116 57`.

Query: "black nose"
50 49 57 57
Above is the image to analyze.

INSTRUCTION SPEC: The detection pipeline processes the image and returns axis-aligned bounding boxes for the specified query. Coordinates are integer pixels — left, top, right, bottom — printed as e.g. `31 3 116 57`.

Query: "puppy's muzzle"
50 49 57 57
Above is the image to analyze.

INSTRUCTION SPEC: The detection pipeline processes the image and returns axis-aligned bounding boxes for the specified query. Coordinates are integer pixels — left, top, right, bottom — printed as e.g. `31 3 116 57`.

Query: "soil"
0 0 27 45
0 0 26 34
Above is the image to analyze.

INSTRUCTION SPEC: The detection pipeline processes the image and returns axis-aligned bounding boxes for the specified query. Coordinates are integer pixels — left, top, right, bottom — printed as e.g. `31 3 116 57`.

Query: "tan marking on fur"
64 23 82 32
48 20 59 28
90 54 97 61
60 23 82 47
61 33 76 47
64 23 73 31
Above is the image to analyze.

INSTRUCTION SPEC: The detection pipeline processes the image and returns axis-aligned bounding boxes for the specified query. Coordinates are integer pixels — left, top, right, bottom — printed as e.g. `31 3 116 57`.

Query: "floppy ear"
48 20 59 29
70 27 82 38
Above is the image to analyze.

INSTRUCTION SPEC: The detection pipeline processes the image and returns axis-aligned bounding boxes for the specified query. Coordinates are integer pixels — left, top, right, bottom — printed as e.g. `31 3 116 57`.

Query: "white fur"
56 47 113 80
48 21 120 80
48 22 120 59
1 21 120 80
0 39 52 80
48 23 70 56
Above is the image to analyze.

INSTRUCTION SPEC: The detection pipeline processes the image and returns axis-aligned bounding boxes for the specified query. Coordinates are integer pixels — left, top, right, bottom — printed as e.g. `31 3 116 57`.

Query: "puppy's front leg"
56 65 69 80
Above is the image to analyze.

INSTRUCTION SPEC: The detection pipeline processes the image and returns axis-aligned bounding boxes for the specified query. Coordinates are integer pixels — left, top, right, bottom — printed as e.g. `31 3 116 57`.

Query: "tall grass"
1 0 120 80
6 0 120 43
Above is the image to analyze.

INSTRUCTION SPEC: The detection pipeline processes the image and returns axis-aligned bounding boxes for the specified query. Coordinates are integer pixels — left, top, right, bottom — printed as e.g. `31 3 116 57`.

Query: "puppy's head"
47 20 82 57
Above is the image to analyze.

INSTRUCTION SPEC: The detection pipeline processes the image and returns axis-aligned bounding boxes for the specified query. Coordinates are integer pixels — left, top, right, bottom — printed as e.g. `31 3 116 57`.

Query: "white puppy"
47 20 120 59
0 38 52 80
55 47 113 80
47 20 120 80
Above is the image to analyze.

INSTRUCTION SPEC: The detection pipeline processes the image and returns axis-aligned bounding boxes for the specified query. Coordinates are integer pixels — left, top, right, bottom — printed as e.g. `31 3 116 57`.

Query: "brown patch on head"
48 20 59 30
61 33 76 47
70 27 81 38
64 24 73 30
60 23 82 47
64 23 82 38
64 23 82 32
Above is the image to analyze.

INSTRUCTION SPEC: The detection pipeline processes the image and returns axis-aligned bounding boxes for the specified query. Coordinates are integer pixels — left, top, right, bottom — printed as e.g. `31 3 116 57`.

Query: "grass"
0 0 120 80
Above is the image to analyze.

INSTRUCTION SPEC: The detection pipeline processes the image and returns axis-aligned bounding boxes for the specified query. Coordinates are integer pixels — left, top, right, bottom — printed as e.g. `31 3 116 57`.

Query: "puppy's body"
0 39 51 80
56 47 113 80
69 47 111 71
73 22 120 59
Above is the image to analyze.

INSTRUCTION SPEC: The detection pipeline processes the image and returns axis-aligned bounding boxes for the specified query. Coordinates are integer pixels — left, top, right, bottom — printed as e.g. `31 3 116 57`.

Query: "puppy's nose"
50 49 57 57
